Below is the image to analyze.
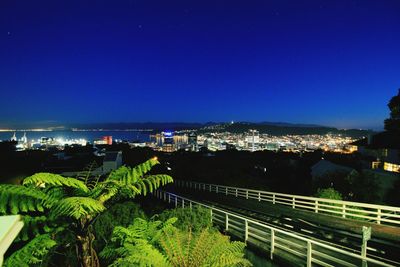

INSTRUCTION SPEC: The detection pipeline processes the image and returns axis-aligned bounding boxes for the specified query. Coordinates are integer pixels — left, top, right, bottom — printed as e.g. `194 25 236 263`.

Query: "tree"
100 217 252 267
315 188 342 200
0 157 173 267
384 89 400 132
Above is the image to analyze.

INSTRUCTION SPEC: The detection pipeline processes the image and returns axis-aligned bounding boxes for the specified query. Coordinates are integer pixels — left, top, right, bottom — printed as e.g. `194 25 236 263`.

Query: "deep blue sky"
1 0 399 129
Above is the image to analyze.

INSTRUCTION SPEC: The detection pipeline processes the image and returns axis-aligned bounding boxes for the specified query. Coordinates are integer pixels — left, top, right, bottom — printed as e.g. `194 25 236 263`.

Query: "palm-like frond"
23 173 89 193
108 242 171 267
107 158 159 184
50 197 105 219
100 217 176 266
43 186 66 201
102 217 250 267
17 215 53 242
160 228 252 267
76 161 101 189
3 234 57 267
141 174 173 195
94 160 173 203
0 184 54 214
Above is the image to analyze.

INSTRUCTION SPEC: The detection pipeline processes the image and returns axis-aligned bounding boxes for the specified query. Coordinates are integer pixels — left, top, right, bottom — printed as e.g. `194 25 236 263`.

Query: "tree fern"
102 218 251 267
2 158 172 267
160 228 251 267
23 173 89 193
3 234 57 267
50 197 105 220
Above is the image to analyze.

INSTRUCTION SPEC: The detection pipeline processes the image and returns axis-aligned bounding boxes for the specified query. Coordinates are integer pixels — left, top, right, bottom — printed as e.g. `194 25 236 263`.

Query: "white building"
102 151 123 174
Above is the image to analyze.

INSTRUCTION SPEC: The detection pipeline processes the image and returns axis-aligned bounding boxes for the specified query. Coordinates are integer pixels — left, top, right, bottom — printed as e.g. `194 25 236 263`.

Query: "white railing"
154 190 396 267
174 180 400 226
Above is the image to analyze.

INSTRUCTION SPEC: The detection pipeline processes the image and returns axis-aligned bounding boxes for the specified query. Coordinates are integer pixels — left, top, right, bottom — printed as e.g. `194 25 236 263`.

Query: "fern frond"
101 217 174 266
106 165 130 182
96 185 119 203
143 174 173 194
76 161 100 189
43 186 66 201
50 197 105 219
160 228 251 267
16 215 53 242
109 242 171 267
107 158 159 183
0 184 54 215
132 158 159 179
95 174 172 203
23 173 89 193
3 234 57 267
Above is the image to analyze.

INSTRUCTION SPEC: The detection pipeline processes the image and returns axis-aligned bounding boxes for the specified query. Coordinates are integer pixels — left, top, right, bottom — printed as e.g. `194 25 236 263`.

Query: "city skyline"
1 0 400 129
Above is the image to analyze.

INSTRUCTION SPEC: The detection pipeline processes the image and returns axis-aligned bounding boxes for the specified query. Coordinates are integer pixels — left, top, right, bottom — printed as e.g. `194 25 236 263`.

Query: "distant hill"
70 122 205 131
199 122 372 137
1 121 373 137
258 121 325 128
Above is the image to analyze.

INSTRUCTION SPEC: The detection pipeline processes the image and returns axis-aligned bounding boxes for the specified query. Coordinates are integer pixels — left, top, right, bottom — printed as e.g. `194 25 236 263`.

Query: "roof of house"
104 151 121 162
311 159 354 178
350 131 400 149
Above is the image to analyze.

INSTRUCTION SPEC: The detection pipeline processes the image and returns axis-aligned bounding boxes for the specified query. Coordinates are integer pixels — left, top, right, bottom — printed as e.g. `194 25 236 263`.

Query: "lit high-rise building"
246 129 260 152
162 131 174 152
11 132 17 142
21 132 27 144
188 132 198 151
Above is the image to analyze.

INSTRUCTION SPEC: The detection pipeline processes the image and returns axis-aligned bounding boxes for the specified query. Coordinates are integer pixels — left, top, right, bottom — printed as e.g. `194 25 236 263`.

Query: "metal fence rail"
174 180 400 226
154 190 396 267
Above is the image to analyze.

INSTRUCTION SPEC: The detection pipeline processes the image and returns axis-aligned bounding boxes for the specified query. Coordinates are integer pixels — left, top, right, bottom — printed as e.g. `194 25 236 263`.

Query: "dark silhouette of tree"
384 89 400 132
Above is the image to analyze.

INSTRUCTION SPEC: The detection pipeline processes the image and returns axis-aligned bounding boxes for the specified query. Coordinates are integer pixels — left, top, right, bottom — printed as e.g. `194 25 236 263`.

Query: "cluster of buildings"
8 132 88 150
148 131 198 152
350 132 400 173
3 130 360 154
132 130 356 153
195 130 357 153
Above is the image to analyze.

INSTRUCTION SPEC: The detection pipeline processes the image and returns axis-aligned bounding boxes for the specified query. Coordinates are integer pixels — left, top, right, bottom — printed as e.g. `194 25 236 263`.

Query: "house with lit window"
351 131 400 173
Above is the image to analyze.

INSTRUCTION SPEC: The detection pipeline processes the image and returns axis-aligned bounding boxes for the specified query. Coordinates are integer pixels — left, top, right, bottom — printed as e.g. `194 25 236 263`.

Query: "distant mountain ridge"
199 122 372 137
0 121 372 137
258 121 326 128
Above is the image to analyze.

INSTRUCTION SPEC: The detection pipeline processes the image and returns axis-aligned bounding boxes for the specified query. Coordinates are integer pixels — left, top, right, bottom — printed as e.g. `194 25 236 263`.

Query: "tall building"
10 132 17 142
94 136 113 145
162 131 174 152
103 136 113 145
188 132 198 151
173 134 188 150
246 129 260 152
21 132 27 144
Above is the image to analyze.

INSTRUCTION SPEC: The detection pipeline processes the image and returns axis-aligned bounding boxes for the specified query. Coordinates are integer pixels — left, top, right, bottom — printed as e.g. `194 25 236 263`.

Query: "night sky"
1 0 399 129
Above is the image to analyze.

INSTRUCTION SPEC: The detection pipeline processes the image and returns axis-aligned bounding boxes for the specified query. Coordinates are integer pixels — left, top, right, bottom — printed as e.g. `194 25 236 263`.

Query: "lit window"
383 162 400 173
371 161 380 169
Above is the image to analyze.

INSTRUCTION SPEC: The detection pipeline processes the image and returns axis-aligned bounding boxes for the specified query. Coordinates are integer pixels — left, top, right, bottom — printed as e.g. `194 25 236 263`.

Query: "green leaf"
0 184 54 215
4 234 57 267
23 173 89 193
50 197 105 219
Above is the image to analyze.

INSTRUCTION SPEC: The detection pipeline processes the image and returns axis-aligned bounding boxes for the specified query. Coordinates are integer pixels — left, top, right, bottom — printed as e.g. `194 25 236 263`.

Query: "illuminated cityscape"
3 128 358 154
1 1 399 266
